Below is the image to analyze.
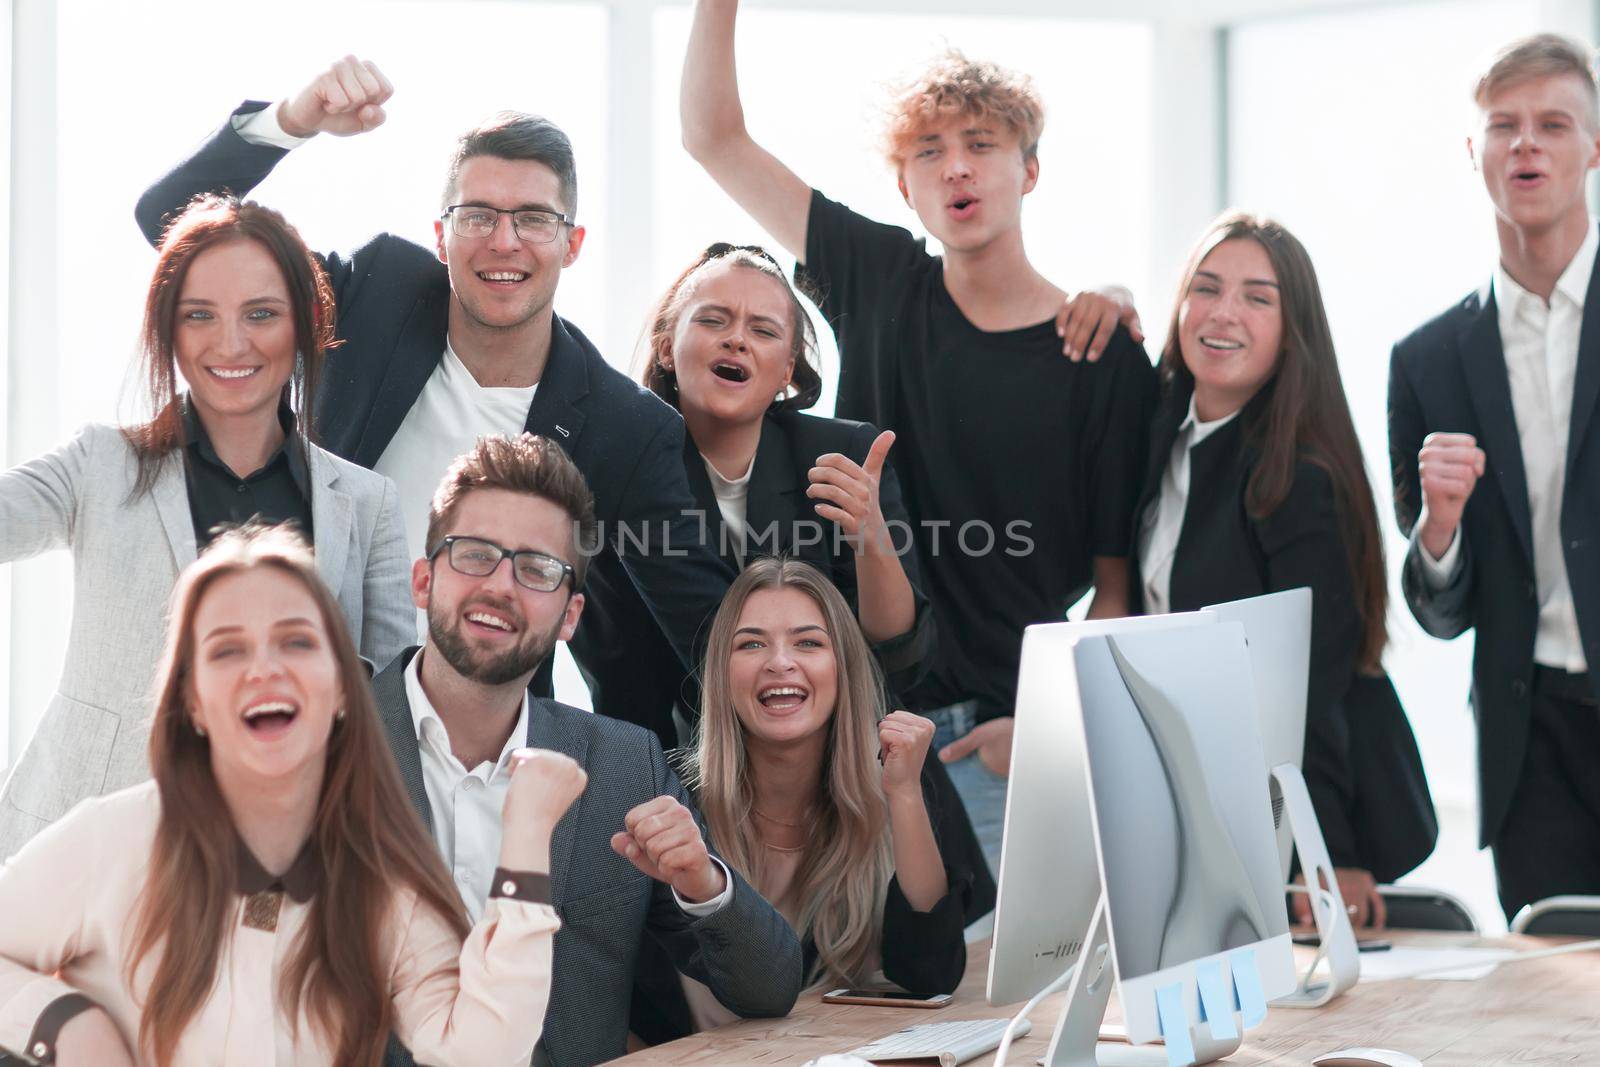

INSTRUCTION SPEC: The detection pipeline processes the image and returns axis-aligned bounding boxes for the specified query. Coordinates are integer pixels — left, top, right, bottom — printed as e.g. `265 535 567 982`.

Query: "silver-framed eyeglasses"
442 204 574 244
429 535 576 593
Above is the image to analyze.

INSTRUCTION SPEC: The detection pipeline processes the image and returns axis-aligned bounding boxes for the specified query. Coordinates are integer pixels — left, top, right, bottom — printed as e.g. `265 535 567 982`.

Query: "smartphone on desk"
821 988 953 1008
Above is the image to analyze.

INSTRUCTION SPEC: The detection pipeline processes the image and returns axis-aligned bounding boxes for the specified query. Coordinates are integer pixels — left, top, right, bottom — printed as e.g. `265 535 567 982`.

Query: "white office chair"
1511 895 1600 937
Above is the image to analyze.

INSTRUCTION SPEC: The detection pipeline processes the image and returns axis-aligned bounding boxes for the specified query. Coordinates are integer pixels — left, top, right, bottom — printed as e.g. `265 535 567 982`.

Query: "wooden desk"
610 933 1600 1065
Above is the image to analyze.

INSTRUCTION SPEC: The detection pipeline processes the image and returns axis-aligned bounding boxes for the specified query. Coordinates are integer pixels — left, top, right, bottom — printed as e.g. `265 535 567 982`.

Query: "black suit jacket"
580 409 937 745
1389 256 1600 847
1134 381 1436 882
136 102 735 701
371 649 801 1067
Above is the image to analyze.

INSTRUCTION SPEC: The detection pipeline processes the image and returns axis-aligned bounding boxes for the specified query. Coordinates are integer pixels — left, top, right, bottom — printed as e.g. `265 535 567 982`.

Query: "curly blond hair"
881 48 1045 167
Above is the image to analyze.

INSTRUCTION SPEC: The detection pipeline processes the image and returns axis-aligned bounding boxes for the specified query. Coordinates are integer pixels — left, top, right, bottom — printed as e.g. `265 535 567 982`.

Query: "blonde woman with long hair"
632 557 992 1041
0 525 581 1067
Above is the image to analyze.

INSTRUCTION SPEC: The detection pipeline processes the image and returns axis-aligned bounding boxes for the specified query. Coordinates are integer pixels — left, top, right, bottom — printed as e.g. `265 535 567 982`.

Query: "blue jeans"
921 700 1007 882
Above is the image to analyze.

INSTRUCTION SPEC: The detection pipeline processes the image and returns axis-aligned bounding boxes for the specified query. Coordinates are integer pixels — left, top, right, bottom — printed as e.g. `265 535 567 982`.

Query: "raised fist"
1416 431 1485 560
611 795 726 904
277 56 394 139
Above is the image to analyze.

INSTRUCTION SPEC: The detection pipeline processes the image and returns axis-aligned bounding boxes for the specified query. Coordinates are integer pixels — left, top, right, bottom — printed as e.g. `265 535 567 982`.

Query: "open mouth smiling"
757 684 809 710
242 699 299 736
465 608 519 635
477 270 530 286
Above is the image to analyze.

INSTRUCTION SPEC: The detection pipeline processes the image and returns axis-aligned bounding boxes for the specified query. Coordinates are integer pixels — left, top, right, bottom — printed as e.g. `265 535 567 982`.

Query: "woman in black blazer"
582 243 935 747
1133 212 1436 927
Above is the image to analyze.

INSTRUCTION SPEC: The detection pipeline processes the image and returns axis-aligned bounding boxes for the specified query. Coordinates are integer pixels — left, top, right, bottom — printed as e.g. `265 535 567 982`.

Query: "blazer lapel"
372 649 433 832
352 287 450 469
523 317 589 452
525 698 591 908
1567 236 1600 478
746 419 815 566
152 457 199 570
307 447 352 598
1459 283 1535 566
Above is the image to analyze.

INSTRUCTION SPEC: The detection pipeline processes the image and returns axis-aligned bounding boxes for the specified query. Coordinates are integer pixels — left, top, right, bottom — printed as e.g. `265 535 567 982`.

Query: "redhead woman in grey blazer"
0 196 414 858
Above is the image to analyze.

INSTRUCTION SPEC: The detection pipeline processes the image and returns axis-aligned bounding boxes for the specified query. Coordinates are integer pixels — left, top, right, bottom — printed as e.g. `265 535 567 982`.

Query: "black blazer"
135 102 736 701
371 649 801 1067
1133 381 1436 883
580 409 937 745
629 751 995 1045
1389 257 1600 847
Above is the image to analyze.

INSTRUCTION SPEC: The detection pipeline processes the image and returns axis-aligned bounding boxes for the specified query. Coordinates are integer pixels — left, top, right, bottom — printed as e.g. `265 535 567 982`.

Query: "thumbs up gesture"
807 430 897 557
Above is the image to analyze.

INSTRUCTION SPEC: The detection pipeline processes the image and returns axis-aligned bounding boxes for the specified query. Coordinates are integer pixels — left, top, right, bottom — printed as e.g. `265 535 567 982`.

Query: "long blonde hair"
128 524 469 1066
685 557 894 987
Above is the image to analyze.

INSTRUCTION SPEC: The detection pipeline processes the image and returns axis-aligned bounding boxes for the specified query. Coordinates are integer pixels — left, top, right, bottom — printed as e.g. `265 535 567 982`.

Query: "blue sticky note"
1194 959 1238 1041
1229 948 1268 1028
1155 982 1195 1067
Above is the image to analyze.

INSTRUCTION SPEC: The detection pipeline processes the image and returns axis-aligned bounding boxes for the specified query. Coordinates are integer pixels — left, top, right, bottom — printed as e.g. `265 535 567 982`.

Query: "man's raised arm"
134 56 392 247
680 0 813 261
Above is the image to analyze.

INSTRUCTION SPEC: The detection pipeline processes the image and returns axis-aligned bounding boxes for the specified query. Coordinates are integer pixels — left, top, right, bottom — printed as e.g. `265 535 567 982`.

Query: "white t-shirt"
702 455 755 566
375 341 537 569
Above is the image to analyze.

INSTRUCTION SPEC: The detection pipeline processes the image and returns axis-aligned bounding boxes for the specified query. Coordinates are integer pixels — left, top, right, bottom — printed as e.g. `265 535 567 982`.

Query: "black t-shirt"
799 190 1156 722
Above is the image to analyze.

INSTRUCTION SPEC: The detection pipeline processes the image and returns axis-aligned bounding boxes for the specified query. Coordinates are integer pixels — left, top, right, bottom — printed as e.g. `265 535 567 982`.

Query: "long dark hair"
642 243 822 412
128 524 469 1066
124 195 336 495
1160 211 1388 672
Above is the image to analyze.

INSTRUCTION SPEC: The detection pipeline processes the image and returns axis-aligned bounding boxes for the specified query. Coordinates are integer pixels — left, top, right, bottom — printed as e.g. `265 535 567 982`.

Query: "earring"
192 720 207 738
335 707 346 723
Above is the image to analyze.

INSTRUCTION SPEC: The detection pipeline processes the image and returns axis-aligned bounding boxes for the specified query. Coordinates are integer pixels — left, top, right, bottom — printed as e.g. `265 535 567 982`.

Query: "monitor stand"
1037 896 1241 1067
1269 762 1359 1008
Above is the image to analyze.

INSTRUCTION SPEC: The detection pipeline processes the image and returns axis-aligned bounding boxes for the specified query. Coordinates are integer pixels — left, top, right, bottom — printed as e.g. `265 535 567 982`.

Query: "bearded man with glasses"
367 433 798 1067
136 56 735 723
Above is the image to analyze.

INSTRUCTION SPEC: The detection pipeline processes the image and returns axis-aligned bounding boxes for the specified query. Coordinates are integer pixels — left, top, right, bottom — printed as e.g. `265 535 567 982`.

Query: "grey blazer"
0 423 415 857
372 649 802 1067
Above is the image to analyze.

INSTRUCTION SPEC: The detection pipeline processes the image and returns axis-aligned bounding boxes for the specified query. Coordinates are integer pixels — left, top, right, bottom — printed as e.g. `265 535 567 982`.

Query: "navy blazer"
1389 246 1600 847
1134 380 1436 882
371 649 801 1067
135 102 735 700
580 409 937 745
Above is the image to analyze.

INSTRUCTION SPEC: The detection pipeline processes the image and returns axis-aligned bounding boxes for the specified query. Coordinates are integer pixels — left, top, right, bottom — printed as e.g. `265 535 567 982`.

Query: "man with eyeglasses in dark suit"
136 56 734 723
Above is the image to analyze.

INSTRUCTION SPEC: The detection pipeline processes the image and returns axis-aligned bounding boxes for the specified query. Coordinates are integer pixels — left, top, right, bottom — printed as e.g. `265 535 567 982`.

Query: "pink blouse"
0 782 558 1066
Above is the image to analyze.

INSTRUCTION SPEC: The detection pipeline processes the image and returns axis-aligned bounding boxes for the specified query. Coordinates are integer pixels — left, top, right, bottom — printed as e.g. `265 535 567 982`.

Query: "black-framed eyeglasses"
428 536 576 592
442 204 575 244
703 241 781 267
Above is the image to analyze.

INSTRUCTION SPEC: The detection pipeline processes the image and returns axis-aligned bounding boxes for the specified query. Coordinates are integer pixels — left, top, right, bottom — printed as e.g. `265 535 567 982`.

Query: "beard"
427 597 565 686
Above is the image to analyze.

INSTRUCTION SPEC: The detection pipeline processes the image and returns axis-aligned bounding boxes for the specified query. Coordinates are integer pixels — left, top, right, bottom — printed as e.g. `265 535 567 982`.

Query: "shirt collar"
403 647 531 773
1494 217 1598 322
1178 393 1243 448
180 392 310 494
236 836 320 903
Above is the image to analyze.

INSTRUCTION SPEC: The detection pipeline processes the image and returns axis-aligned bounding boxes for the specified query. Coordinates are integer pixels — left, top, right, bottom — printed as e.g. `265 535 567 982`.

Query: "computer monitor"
1074 624 1295 1046
986 612 1213 1008
1200 589 1311 882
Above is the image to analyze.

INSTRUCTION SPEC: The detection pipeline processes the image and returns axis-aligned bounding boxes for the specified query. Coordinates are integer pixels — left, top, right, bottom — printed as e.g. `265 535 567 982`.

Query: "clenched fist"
1417 431 1485 561
499 748 587 871
277 55 395 139
611 796 726 904
879 709 934 799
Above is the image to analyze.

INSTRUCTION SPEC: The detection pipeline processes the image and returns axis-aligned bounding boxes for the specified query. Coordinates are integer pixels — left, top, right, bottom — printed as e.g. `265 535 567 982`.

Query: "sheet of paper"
1356 945 1513 982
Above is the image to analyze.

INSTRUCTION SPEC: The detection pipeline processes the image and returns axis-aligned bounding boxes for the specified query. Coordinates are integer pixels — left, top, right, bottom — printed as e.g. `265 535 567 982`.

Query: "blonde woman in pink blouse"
0 524 583 1067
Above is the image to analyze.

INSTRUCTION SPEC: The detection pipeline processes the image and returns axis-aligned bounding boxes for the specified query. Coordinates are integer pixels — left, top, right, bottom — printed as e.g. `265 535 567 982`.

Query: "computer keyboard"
847 1016 1031 1066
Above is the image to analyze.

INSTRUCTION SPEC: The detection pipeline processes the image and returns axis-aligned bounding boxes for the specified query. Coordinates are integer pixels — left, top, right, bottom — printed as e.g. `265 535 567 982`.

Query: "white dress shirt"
1138 396 1242 616
404 651 734 921
1416 222 1596 672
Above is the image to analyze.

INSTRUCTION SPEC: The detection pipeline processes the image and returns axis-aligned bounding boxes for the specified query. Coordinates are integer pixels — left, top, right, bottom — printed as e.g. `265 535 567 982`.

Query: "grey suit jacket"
0 424 415 857
372 649 801 1067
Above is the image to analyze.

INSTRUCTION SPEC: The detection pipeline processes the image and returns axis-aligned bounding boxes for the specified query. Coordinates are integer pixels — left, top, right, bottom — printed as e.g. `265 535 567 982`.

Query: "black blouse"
627 754 994 1045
